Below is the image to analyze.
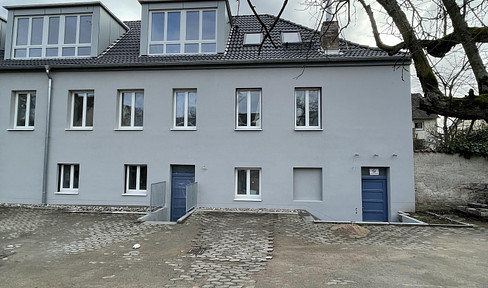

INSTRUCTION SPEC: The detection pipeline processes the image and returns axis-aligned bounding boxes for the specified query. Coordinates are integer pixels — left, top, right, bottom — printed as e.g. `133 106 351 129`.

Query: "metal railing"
150 181 166 212
186 182 198 212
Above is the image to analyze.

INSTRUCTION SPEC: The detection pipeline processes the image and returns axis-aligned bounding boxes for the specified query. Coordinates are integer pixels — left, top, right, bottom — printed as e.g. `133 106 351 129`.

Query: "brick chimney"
320 21 339 51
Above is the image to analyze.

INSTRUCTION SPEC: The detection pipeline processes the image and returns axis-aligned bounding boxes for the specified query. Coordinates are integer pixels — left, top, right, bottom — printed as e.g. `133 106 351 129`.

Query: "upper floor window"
295 88 321 130
149 10 216 55
236 89 261 129
118 91 144 129
13 14 92 59
14 92 36 129
70 91 94 129
173 90 197 129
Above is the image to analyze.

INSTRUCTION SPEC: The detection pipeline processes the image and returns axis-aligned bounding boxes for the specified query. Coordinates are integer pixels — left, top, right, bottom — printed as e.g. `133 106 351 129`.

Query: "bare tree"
243 0 488 121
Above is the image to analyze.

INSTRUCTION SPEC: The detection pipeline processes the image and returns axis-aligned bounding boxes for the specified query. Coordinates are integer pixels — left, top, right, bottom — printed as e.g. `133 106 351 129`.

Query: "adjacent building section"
3 2 127 59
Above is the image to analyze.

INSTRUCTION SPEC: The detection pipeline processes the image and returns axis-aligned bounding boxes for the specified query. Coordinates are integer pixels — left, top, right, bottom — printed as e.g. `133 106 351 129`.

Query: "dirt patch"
330 224 370 238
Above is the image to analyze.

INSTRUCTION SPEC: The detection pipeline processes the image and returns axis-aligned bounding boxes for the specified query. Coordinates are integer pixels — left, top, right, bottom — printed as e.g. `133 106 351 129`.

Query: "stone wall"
414 152 488 210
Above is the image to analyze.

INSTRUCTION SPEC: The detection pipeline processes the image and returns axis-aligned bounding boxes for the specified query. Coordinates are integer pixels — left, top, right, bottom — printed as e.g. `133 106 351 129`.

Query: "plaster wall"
0 65 414 221
415 152 488 210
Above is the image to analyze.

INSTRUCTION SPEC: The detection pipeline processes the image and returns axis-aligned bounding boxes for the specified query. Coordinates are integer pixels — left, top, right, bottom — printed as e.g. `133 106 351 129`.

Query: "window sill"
122 193 147 197
234 198 262 202
114 127 144 131
7 128 35 131
55 191 79 195
66 128 93 131
294 128 323 131
293 199 323 203
171 127 197 131
235 128 262 131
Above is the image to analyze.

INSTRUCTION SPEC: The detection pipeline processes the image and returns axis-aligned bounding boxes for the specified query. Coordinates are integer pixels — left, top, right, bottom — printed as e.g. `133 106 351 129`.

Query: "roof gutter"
0 56 412 72
41 65 53 205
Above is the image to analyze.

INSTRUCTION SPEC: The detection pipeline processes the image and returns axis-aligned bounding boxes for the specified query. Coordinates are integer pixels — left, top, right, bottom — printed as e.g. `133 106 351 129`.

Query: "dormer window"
13 15 92 58
282 31 301 44
243 33 262 45
148 9 217 55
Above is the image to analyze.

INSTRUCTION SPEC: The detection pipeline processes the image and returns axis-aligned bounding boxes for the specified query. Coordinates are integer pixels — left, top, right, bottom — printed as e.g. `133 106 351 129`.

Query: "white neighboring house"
412 93 438 148
0 0 415 222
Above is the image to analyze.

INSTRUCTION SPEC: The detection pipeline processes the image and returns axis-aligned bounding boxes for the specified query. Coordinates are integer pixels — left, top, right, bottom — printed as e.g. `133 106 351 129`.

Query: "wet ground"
1 207 487 287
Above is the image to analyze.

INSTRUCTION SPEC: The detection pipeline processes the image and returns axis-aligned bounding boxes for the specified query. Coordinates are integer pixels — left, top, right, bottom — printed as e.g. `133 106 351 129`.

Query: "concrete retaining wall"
415 152 488 210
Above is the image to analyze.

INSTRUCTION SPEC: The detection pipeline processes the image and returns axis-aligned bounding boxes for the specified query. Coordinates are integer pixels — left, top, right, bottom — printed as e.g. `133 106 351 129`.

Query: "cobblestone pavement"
1 207 487 287
0 207 169 260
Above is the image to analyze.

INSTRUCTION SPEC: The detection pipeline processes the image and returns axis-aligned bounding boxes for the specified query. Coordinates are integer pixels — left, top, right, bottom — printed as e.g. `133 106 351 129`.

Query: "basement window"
282 32 301 44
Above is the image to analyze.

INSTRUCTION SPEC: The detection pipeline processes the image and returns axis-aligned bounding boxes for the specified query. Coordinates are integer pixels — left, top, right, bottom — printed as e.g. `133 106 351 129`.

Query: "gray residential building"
0 0 415 222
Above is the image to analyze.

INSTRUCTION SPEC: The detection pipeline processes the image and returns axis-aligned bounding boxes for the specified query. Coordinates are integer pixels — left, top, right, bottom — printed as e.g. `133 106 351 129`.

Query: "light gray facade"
0 65 414 221
0 17 6 50
0 0 415 222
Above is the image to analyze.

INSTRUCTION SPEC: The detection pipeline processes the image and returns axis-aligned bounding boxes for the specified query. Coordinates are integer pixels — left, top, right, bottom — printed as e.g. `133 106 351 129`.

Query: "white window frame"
56 164 80 195
124 165 147 196
12 14 92 59
282 31 301 43
69 91 94 130
414 121 424 131
234 168 262 201
148 9 217 55
13 91 36 130
117 90 144 130
294 88 322 130
244 33 262 45
235 89 262 130
173 90 197 130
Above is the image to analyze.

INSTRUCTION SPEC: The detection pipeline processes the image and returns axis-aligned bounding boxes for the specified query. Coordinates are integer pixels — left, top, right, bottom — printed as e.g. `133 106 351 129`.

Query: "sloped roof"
0 14 409 70
412 93 438 120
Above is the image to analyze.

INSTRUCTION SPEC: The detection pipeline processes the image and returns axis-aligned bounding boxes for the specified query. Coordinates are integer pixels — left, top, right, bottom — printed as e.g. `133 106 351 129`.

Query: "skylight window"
282 32 301 44
244 33 262 45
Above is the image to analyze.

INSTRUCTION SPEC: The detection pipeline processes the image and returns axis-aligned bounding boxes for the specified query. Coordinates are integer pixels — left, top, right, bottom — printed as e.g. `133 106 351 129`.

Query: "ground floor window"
235 168 261 200
125 165 147 195
57 164 79 194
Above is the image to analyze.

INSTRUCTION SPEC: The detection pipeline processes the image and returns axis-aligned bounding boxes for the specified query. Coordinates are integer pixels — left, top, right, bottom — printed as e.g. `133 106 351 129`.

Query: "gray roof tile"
0 15 409 70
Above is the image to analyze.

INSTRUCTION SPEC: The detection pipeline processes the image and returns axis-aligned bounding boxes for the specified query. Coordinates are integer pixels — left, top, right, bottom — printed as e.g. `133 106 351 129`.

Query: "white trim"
57 164 80 194
294 88 322 130
124 164 148 195
118 90 144 129
70 91 94 129
235 89 261 129
12 14 93 59
148 9 217 55
13 91 36 129
234 168 262 201
173 89 197 129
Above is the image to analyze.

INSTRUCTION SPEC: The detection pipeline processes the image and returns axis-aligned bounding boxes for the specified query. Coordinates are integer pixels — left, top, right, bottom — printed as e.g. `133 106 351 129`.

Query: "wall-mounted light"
392 153 398 157
202 165 207 170
373 153 379 157
354 153 360 157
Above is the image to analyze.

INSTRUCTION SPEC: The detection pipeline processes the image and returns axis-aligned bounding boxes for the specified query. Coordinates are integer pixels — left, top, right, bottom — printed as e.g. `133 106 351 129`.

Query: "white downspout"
42 65 52 205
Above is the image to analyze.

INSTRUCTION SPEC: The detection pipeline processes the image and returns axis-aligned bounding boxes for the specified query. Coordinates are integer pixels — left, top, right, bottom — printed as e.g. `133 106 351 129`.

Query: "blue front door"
171 173 194 222
362 176 388 222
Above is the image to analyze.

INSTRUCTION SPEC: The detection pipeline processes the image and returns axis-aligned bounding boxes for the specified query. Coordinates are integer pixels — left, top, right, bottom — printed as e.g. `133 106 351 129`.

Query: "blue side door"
362 176 388 222
171 173 194 222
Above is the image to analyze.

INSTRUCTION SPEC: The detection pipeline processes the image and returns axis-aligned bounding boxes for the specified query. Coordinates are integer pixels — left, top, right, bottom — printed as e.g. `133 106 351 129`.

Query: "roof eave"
0 55 411 72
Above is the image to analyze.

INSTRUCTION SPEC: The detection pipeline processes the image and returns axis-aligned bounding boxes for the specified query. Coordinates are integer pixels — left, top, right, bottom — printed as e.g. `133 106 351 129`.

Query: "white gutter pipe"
41 65 52 205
